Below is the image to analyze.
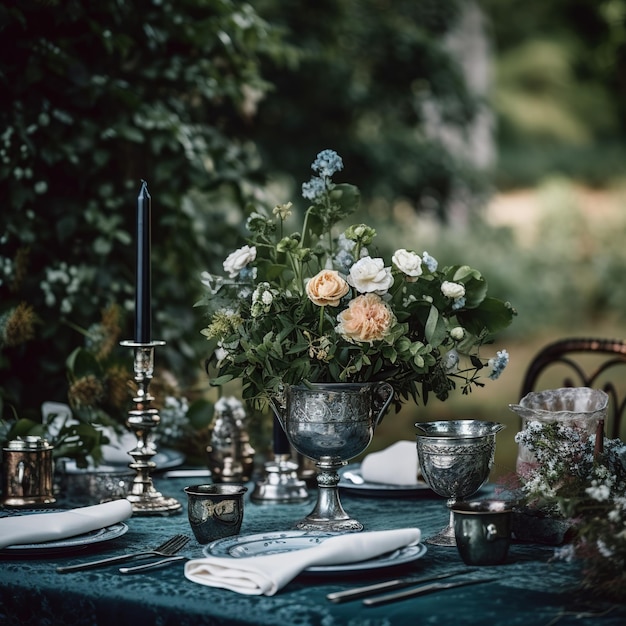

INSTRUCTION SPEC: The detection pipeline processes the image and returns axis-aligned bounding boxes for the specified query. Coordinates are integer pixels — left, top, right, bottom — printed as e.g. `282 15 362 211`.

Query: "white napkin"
43 402 136 466
184 527 421 596
99 431 137 465
360 440 420 485
0 499 132 549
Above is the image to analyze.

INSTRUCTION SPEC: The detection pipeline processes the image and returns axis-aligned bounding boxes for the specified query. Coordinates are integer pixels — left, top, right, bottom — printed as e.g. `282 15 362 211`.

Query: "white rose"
347 256 393 295
392 249 422 281
441 281 465 299
223 245 257 278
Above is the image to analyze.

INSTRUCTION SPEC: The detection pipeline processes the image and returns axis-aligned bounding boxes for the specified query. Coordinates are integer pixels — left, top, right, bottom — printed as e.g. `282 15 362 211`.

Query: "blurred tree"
251 0 489 221
479 0 626 186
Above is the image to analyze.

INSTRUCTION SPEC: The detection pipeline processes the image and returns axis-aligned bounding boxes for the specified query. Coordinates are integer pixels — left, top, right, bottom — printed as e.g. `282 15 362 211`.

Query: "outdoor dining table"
1 474 625 626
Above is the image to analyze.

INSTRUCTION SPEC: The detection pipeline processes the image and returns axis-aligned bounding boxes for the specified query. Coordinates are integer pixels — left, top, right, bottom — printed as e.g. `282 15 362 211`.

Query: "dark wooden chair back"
520 338 626 439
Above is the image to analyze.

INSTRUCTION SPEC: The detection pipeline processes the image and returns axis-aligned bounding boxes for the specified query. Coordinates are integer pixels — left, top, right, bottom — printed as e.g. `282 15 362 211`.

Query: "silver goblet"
416 420 504 546
272 381 393 532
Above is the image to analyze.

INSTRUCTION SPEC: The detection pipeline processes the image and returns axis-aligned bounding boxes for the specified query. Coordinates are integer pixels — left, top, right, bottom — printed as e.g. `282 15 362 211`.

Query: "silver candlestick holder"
250 416 308 503
250 453 309 503
120 340 182 515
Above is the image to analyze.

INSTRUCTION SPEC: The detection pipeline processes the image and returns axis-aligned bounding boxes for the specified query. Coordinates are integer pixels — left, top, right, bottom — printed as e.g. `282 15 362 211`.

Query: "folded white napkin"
99 431 137 465
43 402 137 466
184 527 421 596
0 499 132 549
360 440 420 485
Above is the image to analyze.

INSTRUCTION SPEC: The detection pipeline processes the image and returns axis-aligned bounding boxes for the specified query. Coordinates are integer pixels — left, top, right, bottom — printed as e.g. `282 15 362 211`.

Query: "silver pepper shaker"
2 436 56 507
206 397 255 483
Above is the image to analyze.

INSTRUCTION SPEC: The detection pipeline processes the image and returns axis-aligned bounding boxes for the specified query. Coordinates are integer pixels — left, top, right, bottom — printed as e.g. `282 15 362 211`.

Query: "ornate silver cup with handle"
272 381 393 532
416 420 505 546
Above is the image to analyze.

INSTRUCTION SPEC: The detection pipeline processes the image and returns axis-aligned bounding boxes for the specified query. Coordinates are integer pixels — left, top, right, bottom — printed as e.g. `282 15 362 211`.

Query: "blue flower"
451 296 466 311
422 251 438 272
333 248 354 274
488 349 509 380
302 176 327 201
311 149 343 177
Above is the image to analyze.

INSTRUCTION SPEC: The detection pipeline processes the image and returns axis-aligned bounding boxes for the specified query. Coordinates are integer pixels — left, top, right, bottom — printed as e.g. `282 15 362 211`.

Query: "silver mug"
184 483 247 544
2 436 56 507
452 500 512 565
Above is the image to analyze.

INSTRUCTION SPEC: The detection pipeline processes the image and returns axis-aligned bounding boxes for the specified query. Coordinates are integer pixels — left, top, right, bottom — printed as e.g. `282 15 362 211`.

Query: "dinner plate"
338 463 434 497
205 530 427 574
0 508 129 556
59 448 185 474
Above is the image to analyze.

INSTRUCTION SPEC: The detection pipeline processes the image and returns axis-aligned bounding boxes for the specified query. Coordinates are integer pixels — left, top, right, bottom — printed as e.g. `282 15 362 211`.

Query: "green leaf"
210 374 235 386
452 265 482 282
458 298 516 336
424 305 446 347
66 348 102 379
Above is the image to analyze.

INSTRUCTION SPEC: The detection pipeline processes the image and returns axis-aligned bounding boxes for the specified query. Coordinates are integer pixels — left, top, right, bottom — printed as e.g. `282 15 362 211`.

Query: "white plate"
205 531 427 574
59 448 185 474
338 464 433 497
0 508 129 556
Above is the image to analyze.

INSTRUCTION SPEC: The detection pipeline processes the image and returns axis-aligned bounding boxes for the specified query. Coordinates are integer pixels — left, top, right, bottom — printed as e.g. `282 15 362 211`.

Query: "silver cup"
184 484 247 544
452 500 512 565
416 420 504 546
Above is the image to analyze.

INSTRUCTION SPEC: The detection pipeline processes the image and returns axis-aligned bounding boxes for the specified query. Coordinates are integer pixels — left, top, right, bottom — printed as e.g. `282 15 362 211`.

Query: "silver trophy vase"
272 382 393 532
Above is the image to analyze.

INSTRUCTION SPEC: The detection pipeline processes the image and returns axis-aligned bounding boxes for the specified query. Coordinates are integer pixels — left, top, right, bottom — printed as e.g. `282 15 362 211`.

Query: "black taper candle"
134 180 152 343
273 415 292 456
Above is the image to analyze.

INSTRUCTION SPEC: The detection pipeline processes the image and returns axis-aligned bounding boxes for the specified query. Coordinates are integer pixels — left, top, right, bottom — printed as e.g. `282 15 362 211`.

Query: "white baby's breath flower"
586 482 611 502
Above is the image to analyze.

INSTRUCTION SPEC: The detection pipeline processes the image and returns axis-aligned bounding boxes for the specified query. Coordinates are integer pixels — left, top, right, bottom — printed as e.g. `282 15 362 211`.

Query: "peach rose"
306 270 350 307
335 293 396 344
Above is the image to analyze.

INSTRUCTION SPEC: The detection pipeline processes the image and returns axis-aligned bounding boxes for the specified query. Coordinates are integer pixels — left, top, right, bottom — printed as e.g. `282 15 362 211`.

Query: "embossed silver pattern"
272 382 393 532
415 420 504 546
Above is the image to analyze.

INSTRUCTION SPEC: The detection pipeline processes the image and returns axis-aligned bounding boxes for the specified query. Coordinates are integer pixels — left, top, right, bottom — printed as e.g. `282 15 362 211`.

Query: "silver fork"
119 554 189 574
56 534 190 573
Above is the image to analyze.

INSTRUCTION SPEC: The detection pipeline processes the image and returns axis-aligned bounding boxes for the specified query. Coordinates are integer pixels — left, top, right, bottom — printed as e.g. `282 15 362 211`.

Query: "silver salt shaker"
2 436 56 507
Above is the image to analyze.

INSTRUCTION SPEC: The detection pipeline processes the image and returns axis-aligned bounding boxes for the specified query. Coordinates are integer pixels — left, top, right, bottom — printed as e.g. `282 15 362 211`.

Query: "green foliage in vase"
199 150 515 412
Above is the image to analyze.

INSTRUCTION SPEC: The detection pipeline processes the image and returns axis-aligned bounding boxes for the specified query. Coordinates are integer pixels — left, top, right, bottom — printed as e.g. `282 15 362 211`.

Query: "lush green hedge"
0 0 485 439
0 0 286 421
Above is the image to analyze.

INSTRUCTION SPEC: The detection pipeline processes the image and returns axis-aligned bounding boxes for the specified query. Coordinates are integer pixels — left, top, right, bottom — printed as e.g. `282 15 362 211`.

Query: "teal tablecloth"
1 475 624 626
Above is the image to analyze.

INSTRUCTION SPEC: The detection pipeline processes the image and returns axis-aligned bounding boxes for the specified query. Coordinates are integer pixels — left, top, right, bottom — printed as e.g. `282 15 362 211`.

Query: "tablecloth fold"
184 527 421 595
0 499 132 549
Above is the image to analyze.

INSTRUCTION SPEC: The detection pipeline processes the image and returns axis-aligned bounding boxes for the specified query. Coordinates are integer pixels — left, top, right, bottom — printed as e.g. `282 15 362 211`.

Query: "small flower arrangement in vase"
507 420 626 601
198 149 515 412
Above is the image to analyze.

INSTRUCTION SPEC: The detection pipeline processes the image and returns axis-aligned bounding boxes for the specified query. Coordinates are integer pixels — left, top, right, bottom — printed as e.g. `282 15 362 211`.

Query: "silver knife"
326 568 476 603
363 576 499 607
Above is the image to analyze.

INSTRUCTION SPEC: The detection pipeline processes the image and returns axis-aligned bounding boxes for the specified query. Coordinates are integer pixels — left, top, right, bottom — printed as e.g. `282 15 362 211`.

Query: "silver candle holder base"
120 340 182 516
250 454 309 503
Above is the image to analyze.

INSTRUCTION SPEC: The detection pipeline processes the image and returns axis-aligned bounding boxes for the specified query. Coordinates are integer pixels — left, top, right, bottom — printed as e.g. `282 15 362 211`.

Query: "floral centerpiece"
198 149 515 412
509 421 626 601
